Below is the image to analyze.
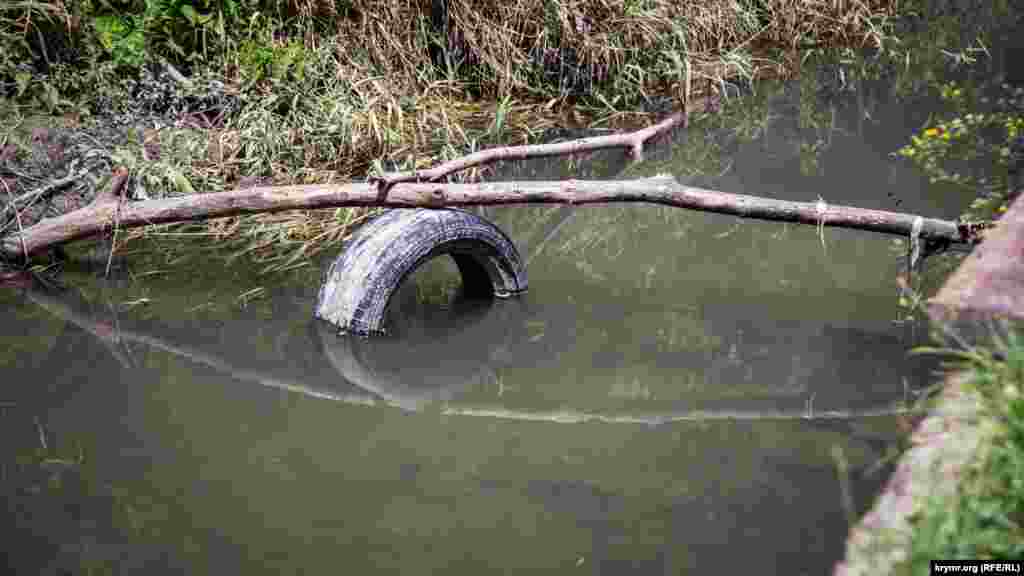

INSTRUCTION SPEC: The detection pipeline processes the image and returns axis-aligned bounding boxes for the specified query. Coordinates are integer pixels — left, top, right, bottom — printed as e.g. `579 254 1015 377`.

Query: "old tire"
315 208 528 335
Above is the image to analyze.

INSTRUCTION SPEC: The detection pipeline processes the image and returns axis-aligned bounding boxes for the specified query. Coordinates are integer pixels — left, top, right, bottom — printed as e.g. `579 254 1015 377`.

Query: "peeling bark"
0 175 980 259
0 111 983 261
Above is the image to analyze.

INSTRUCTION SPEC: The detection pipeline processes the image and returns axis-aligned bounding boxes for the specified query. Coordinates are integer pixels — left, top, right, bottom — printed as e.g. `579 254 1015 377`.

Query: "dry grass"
0 0 903 273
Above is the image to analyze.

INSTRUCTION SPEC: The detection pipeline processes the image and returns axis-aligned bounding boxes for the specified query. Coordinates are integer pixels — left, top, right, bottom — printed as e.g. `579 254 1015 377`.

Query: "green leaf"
14 72 31 98
908 346 985 364
170 169 196 195
180 4 199 25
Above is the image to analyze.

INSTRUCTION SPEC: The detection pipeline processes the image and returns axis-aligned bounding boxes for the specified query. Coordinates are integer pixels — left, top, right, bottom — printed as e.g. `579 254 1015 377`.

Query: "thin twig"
1 177 27 264
369 110 688 198
88 167 131 277
526 205 576 266
816 194 828 255
3 161 86 216
34 416 48 451
104 196 123 278
102 292 135 369
0 166 44 186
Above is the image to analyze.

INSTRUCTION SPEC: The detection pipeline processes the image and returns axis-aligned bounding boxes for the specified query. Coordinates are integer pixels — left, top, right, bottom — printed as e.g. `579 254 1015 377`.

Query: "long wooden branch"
0 174 981 259
367 110 688 198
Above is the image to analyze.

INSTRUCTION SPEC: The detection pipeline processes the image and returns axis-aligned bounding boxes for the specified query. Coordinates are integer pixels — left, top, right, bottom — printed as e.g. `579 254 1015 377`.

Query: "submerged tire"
315 208 528 335
316 297 523 411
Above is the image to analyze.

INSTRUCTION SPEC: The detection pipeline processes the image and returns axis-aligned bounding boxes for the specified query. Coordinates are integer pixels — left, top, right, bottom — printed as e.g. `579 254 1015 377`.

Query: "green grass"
900 324 1024 569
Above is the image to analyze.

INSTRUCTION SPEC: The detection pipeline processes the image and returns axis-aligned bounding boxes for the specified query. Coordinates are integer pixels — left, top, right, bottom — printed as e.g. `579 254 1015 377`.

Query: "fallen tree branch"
0 174 982 259
367 110 688 198
438 404 922 425
0 109 986 261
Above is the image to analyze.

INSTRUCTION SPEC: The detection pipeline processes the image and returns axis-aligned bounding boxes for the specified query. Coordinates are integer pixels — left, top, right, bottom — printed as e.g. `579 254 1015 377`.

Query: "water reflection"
9 15 1023 569
4 273 915 574
316 280 522 411
16 277 925 423
0 222 922 574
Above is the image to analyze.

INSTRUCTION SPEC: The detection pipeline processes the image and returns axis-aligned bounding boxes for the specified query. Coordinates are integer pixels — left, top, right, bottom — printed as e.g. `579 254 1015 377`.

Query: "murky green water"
4 12 1023 573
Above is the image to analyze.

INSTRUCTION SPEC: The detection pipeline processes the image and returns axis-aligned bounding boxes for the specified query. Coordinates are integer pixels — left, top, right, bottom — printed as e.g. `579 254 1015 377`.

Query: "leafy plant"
238 36 307 87
93 13 146 69
88 0 246 69
0 0 96 110
895 81 1024 218
144 0 235 61
903 325 1024 567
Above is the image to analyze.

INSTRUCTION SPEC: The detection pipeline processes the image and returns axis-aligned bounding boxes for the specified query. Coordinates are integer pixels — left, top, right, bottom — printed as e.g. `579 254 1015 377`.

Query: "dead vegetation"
0 0 903 274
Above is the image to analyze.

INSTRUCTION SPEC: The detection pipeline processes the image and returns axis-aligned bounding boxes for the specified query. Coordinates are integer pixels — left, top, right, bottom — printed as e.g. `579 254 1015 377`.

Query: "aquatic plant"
895 82 1024 219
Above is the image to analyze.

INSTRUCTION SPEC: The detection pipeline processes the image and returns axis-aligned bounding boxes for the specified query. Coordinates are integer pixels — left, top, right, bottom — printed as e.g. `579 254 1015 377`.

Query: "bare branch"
0 108 987 263
368 111 688 197
1 175 979 259
3 160 87 213
1 177 27 264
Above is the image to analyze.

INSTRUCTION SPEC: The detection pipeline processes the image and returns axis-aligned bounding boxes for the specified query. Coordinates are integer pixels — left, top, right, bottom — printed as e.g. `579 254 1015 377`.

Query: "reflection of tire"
316 298 523 411
315 209 528 335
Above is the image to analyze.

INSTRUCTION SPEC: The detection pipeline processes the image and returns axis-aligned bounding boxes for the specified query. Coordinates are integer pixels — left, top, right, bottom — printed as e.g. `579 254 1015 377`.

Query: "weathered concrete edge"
834 191 1024 575
832 374 988 575
929 186 1024 318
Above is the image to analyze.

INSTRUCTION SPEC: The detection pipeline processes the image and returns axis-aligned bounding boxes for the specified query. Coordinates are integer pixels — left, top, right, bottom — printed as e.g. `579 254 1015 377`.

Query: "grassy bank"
1 0 900 272
899 326 1024 568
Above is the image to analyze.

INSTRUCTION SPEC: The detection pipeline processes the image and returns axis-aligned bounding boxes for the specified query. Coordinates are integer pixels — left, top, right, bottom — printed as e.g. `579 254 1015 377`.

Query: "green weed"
901 323 1024 568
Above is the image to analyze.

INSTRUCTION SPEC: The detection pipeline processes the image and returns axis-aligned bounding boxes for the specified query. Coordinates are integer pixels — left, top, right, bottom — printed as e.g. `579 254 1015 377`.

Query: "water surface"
5 29 1020 573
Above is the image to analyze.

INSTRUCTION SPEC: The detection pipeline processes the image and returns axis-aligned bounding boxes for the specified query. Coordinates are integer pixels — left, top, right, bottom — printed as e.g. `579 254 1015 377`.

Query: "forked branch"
0 108 988 262
368 111 688 198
